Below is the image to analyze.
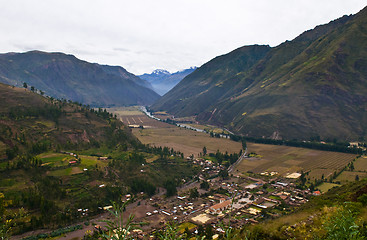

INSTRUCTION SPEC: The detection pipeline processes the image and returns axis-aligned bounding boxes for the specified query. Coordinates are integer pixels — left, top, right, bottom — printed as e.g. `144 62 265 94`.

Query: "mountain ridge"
152 6 367 141
0 51 160 107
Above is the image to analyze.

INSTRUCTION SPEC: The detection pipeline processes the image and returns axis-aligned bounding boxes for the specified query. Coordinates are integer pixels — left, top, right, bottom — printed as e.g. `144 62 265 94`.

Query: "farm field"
132 127 242 157
109 107 242 157
106 106 144 116
318 182 341 193
186 123 231 134
38 152 107 177
235 143 357 179
335 171 367 184
354 156 367 172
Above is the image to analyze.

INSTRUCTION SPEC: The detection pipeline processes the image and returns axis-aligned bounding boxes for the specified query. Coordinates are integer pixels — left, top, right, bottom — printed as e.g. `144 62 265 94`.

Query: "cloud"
0 0 366 74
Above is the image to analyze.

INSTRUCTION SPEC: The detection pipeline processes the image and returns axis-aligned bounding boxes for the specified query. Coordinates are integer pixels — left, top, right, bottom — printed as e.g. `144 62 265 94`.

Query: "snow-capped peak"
152 69 170 75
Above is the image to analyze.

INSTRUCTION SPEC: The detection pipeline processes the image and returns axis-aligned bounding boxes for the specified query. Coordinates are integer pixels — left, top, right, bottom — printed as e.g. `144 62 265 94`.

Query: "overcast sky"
0 1 366 74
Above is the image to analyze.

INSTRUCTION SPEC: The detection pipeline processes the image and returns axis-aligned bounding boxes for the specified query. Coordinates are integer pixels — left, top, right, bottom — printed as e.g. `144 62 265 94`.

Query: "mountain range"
152 6 367 141
139 67 196 95
0 51 160 107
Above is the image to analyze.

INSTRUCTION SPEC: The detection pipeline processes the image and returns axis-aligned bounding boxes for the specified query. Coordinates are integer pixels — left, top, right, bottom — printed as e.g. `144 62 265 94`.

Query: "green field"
335 171 367 184
318 182 341 193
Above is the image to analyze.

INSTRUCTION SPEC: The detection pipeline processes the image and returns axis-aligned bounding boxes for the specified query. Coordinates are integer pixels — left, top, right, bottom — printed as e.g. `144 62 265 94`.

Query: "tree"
200 181 210 190
30 86 35 92
241 139 247 150
202 146 207 156
164 180 177 197
350 162 355 171
205 224 214 240
189 188 199 199
219 169 229 180
23 82 27 88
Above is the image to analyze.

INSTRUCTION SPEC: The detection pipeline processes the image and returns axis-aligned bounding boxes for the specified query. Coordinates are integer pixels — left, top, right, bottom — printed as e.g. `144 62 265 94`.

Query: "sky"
0 1 366 75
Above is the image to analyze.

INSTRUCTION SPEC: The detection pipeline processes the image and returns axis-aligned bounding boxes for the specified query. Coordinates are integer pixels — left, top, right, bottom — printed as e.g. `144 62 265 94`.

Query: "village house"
209 199 232 214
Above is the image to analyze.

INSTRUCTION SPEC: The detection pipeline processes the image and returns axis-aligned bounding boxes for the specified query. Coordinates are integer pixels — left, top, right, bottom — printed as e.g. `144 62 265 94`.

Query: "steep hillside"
0 51 160 107
152 6 367 141
139 67 196 95
0 82 138 159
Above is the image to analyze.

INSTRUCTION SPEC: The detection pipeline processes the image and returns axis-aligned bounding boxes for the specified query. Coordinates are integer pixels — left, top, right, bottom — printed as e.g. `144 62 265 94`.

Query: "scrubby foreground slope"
152 6 367 141
0 51 160 107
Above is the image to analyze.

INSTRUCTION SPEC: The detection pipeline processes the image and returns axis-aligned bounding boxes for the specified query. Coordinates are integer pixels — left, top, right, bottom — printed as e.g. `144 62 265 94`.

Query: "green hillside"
152 6 367 141
0 83 197 236
0 82 138 158
0 51 160 107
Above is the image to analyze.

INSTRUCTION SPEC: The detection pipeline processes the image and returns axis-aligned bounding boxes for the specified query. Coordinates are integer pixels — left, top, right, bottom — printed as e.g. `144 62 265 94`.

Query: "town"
91 154 316 239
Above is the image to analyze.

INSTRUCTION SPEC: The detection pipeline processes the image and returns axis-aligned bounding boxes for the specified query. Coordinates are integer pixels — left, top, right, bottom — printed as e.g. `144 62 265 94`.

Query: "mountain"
0 51 160 107
139 67 196 95
0 82 139 160
152 6 367 141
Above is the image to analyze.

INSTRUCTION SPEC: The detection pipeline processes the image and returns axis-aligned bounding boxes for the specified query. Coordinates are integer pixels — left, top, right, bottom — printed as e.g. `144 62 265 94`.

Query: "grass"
335 171 367 184
235 143 356 178
0 161 8 170
39 153 75 167
318 182 341 193
186 123 231 134
79 155 101 167
178 222 197 233
354 156 367 172
0 178 16 187
48 167 73 177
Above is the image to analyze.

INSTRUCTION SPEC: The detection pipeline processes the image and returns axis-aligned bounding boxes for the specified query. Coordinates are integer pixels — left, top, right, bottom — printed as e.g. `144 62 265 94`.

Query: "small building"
313 190 321 196
98 157 108 160
209 200 232 214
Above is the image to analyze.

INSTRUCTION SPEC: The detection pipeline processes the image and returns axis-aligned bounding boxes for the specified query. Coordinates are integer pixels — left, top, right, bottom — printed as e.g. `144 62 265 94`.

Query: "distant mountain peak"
139 67 196 96
152 69 170 75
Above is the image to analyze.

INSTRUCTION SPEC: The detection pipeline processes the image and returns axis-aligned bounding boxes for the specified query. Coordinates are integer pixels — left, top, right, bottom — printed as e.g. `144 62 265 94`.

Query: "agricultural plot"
187 123 231 134
106 106 144 116
354 156 367 172
109 107 242 157
39 153 105 177
121 114 172 128
335 171 367 184
318 182 341 193
132 127 242 157
235 143 356 179
39 153 75 167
